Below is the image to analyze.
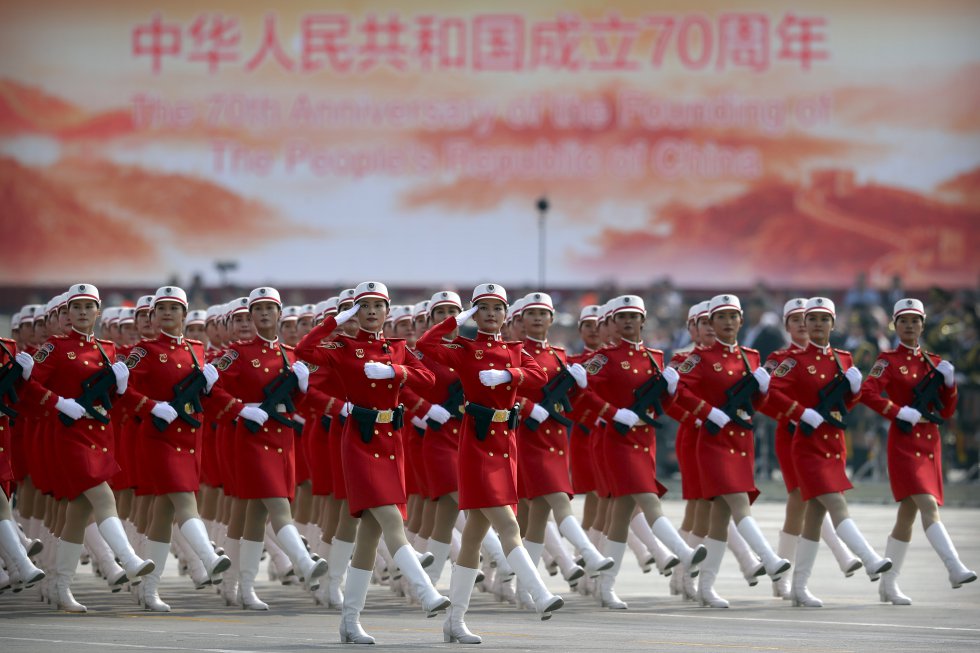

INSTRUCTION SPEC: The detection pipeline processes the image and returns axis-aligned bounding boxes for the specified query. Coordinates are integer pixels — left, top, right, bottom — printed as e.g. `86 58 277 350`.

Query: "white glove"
335 304 360 326
292 361 310 392
364 361 395 379
111 361 129 394
151 401 178 424
202 363 219 393
844 366 862 394
936 360 955 387
455 306 479 327
55 396 86 421
752 367 770 394
662 366 679 395
896 405 922 425
293 414 306 425
800 408 824 430
479 369 512 387
340 401 352 418
411 416 427 430
238 405 269 425
707 407 730 429
425 404 451 425
613 407 640 428
530 403 550 424
568 363 588 389
15 352 34 380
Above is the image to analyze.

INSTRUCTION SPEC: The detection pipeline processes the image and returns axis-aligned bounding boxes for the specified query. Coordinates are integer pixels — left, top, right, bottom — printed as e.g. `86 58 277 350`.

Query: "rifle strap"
829 346 846 377
642 347 663 375
920 349 939 373
92 338 114 367
276 343 291 373
736 344 753 375
186 339 202 370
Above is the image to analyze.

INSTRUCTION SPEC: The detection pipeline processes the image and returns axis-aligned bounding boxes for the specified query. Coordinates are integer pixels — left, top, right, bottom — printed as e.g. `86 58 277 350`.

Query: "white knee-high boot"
821 514 862 576
736 517 790 581
99 516 154 581
652 516 706 575
180 518 232 580
596 539 628 610
545 521 585 583
276 524 327 586
141 540 172 612
558 516 612 577
835 519 892 580
790 538 822 607
340 567 375 644
925 522 977 588
443 565 482 644
0 519 45 589
727 521 765 586
393 544 450 616
54 540 87 613
772 531 797 599
325 538 354 608
629 514 678 576
425 538 452 585
697 538 729 608
238 539 269 610
221 537 240 606
880 536 912 605
506 546 564 619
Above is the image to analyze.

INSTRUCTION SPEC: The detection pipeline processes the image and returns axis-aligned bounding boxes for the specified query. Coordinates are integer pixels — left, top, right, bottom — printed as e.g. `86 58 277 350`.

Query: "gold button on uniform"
277 448 283 453
503 453 509 458
389 455 395 460
489 452 494 457
374 453 379 458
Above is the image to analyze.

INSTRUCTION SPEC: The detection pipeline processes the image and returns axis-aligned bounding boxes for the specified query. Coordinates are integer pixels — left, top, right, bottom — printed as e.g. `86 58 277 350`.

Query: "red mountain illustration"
0 78 135 139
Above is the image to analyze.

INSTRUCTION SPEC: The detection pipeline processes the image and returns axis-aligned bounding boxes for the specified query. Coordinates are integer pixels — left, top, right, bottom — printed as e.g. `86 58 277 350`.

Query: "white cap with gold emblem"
392 305 413 324
230 297 250 316
135 295 154 313
300 304 316 319
280 306 301 323
783 297 808 320
694 300 711 321
708 294 742 316
338 288 356 307
472 283 507 306
152 285 189 309
185 309 207 327
686 302 703 322
322 297 340 316
67 283 101 306
205 305 223 322
413 300 431 319
100 307 121 326
610 295 646 317
429 291 461 313
578 304 601 324
355 281 389 303
507 297 526 321
804 297 836 318
10 311 21 330
118 308 136 325
522 292 554 314
893 298 926 321
314 299 334 320
248 287 282 308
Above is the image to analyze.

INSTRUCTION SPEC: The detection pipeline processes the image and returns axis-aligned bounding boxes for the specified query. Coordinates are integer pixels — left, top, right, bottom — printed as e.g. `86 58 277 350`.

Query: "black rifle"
426 380 465 431
242 369 302 434
524 368 575 431
60 368 116 426
152 369 207 431
896 355 945 433
0 343 22 419
799 349 851 436
705 347 758 435
615 348 671 434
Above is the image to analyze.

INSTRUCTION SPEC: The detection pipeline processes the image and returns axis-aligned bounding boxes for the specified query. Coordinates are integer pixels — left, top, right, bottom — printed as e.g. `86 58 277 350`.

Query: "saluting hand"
364 361 395 379
335 304 361 326
202 363 219 393
111 361 129 394
151 401 178 424
455 306 479 327
15 352 34 380
568 363 588 389
292 361 310 392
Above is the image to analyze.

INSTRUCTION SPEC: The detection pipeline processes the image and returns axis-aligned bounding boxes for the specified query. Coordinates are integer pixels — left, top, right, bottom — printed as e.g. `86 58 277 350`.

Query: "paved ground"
2 497 979 652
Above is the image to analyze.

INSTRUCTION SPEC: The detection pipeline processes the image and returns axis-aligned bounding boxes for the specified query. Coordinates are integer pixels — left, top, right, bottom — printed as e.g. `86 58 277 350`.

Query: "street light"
215 260 238 287
536 196 549 288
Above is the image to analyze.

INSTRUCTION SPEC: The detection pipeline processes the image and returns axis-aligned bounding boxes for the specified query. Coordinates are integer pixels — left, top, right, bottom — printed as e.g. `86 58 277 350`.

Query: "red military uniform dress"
666 345 703 500
199 344 224 489
515 337 574 500
124 333 211 495
208 336 305 501
18 330 122 500
400 385 432 498
295 317 435 518
566 348 598 495
765 343 862 501
13 344 37 488
297 362 344 497
416 317 546 510
109 342 137 492
761 344 806 494
0 338 17 493
674 341 766 502
860 344 958 505
580 339 671 498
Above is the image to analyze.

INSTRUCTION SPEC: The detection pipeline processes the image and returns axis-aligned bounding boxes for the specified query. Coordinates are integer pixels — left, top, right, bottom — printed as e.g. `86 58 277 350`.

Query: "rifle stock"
59 368 116 426
614 374 667 435
524 370 575 431
242 371 301 434
896 369 945 433
0 360 23 419
705 375 758 435
152 369 207 432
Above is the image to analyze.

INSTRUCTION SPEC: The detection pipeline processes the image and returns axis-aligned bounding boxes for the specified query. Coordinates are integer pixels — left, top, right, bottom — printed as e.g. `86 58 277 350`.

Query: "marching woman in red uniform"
861 298 975 604
207 287 326 611
567 305 602 539
515 292 613 595
296 281 448 644
417 283 564 644
578 295 705 610
122 286 231 611
766 297 891 607
16 283 154 612
763 299 862 600
673 294 790 608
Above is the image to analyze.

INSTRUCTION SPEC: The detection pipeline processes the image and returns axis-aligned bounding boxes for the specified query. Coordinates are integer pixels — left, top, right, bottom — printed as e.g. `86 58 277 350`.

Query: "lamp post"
536 196 549 288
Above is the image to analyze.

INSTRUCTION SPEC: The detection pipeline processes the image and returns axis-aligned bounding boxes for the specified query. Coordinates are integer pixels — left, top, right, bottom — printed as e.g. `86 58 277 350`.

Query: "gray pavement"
2 497 979 652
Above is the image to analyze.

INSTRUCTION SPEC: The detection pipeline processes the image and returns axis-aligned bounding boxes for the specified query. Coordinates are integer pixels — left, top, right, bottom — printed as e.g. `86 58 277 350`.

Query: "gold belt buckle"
492 409 509 423
830 410 843 422
376 410 394 424
736 409 751 422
